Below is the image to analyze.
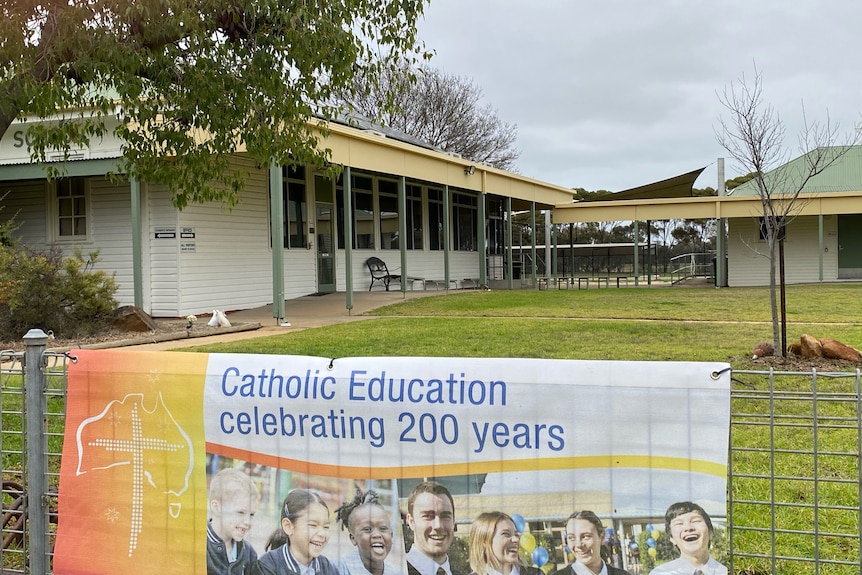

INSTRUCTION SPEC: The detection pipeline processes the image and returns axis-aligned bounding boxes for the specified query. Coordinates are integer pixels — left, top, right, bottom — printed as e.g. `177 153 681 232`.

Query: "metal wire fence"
728 369 862 575
0 350 28 573
1 333 66 575
2 336 861 574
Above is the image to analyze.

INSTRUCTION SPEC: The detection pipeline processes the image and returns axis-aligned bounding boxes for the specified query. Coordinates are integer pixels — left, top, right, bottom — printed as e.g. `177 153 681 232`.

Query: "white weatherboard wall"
0 177 135 307
88 178 134 306
1 180 48 247
146 185 180 316
144 159 295 317
173 162 273 315
727 215 838 286
284 249 317 296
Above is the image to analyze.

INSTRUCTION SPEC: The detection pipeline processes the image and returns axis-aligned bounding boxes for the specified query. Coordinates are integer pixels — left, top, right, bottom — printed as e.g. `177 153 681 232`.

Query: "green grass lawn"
184 283 862 575
6 283 861 574
368 283 862 323
187 314 862 364
190 284 862 365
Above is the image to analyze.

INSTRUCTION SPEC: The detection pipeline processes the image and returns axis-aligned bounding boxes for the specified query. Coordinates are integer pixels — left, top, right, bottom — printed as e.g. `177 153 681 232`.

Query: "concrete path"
132 289 439 351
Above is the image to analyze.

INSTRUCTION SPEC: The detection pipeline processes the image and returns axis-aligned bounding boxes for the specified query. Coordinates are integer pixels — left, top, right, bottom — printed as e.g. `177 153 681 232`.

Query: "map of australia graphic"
75 393 194 557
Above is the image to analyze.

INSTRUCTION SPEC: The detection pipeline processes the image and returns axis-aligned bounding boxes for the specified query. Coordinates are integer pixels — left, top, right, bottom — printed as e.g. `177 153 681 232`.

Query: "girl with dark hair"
252 489 339 575
554 511 630 575
334 487 398 575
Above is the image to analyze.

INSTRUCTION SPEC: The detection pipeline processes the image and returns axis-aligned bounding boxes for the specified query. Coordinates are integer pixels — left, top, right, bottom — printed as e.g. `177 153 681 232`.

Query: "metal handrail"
670 251 715 284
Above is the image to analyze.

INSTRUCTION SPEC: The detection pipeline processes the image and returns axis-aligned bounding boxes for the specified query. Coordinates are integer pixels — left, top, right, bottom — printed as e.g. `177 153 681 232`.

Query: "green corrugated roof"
730 145 862 196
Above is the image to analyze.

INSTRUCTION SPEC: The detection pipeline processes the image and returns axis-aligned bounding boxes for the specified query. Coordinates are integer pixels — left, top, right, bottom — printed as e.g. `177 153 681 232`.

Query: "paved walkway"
132 290 439 351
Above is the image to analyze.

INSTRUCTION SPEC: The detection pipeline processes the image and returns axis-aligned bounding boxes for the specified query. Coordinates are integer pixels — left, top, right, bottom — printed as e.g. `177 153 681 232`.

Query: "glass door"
315 175 336 293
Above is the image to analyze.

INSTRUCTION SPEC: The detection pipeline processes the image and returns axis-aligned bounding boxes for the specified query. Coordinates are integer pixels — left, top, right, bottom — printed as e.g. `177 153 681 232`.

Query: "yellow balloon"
541 564 555 574
651 530 660 540
648 547 657 558
520 533 537 553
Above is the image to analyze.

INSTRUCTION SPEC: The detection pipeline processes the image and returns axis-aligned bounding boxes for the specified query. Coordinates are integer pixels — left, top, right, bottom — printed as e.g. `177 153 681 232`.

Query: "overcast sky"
416 0 862 192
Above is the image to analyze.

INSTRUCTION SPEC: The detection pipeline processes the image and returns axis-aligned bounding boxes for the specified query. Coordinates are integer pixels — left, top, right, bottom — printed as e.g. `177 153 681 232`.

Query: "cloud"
417 0 862 191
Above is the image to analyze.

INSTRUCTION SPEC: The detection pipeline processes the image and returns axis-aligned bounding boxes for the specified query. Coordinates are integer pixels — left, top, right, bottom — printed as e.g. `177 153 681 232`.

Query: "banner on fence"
54 350 730 575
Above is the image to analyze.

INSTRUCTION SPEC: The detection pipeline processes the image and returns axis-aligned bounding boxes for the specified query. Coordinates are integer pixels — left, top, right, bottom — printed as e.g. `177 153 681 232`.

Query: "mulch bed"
0 318 257 353
731 353 862 372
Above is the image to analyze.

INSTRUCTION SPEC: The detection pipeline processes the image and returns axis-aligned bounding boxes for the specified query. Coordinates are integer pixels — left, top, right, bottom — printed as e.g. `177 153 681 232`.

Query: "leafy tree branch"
1 0 429 208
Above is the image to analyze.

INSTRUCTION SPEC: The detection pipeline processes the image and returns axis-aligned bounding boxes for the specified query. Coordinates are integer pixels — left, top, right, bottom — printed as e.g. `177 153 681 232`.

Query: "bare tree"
343 65 520 170
715 67 860 354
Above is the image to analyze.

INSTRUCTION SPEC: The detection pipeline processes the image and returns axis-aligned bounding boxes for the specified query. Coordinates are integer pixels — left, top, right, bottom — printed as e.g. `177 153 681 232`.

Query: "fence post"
24 328 49 575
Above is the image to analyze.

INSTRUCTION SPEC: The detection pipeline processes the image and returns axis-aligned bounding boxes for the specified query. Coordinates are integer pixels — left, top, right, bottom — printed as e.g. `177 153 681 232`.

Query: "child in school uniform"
649 502 727 575
334 487 399 575
207 468 261 575
253 489 340 575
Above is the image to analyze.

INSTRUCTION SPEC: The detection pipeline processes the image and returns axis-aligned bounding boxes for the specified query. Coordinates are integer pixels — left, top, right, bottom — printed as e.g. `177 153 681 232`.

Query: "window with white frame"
56 177 88 239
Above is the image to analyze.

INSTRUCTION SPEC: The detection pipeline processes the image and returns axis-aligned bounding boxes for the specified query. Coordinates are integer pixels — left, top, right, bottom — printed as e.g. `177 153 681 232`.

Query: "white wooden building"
0 115 574 319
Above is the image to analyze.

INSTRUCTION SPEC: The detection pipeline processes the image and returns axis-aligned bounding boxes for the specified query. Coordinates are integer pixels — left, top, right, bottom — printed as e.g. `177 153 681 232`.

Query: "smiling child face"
349 504 393 571
566 518 603 573
211 494 257 544
284 502 331 566
668 510 711 565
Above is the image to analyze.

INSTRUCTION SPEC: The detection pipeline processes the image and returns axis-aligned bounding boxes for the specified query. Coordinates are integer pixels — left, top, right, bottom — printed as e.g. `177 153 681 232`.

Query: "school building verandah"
0 113 577 321
551 163 862 288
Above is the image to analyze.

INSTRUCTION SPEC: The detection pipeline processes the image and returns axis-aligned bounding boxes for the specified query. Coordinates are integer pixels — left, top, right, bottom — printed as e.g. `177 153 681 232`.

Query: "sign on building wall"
0 116 126 164
54 350 730 575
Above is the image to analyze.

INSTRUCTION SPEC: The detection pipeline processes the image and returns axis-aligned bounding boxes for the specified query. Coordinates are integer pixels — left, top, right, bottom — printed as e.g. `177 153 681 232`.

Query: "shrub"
0 245 118 340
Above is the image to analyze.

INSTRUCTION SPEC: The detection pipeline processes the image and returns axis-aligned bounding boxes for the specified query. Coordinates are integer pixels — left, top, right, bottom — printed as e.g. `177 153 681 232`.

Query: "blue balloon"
645 523 654 532
532 546 549 568
646 537 656 548
630 542 639 550
511 513 526 534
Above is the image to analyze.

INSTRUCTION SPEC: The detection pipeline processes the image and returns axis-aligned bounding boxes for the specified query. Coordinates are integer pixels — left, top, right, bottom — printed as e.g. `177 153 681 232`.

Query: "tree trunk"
768 236 780 352
0 79 27 140
779 237 787 357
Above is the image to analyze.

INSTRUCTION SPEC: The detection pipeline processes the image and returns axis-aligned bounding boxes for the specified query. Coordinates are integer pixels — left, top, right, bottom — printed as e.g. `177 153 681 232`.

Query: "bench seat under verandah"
365 257 423 291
